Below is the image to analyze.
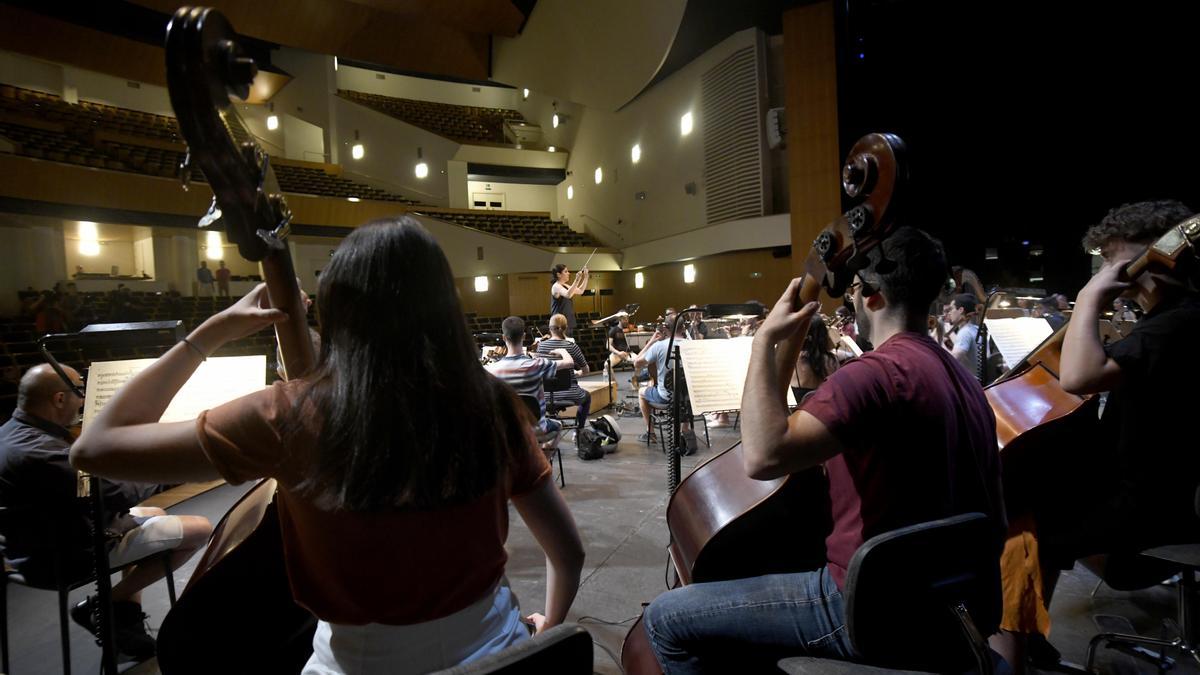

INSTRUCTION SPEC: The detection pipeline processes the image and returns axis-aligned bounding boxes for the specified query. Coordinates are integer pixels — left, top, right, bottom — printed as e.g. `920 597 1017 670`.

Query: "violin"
622 133 909 673
156 8 317 673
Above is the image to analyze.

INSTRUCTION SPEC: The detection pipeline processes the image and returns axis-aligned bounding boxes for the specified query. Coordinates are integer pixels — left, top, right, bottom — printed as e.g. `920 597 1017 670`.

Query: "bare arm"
741 279 844 479
1060 261 1129 394
551 348 575 372
71 285 289 483
511 478 584 632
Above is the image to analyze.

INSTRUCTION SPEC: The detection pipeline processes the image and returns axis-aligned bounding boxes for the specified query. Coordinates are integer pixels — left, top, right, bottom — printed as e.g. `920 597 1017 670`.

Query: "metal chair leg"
57 584 71 675
162 553 176 606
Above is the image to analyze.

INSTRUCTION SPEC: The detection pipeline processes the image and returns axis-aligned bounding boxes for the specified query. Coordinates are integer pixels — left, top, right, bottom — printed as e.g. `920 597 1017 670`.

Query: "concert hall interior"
1 1 1199 674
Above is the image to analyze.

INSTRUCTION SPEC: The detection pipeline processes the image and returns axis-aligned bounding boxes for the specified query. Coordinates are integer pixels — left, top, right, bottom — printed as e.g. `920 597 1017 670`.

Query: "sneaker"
112 600 156 660
70 595 99 636
638 432 657 443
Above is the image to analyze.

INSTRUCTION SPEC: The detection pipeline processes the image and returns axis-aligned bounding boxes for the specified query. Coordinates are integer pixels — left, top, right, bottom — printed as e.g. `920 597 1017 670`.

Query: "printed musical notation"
677 339 796 414
983 317 1054 371
83 355 267 427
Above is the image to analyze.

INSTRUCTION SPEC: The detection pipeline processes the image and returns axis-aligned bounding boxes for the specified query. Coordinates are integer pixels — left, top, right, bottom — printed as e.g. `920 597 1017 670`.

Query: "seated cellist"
993 200 1200 671
641 227 1005 673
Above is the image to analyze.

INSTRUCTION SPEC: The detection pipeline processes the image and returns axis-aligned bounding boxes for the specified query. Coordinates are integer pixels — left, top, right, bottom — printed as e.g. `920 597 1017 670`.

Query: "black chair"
430 623 593 674
518 394 565 488
778 512 1002 674
543 368 579 432
1085 487 1200 671
0 477 176 675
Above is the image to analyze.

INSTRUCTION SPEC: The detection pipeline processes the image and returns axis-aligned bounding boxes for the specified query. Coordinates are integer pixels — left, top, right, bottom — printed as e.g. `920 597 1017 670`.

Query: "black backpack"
576 427 605 460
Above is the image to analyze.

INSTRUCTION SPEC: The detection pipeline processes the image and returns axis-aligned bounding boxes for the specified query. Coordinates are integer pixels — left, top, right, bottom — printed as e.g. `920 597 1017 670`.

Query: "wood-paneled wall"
782 1 841 302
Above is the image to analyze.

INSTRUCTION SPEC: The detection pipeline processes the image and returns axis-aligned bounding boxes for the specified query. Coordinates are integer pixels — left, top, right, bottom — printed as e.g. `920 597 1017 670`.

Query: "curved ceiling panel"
491 0 686 113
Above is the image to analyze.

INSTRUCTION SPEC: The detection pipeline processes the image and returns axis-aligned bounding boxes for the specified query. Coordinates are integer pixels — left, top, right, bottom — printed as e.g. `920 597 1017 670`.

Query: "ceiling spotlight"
548 146 556 152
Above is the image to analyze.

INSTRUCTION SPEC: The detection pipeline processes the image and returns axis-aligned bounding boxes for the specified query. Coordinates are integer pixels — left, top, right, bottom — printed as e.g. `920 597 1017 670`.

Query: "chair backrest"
544 366 571 394
517 394 542 421
844 512 1000 672
431 623 593 674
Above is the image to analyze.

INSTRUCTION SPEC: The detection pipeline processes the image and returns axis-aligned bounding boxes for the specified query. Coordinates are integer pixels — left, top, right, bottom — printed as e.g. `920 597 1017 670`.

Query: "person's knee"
178 515 213 549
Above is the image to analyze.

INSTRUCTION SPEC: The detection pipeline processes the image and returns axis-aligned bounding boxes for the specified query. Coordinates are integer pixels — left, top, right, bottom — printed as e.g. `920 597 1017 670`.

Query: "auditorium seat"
416 210 599 249
338 89 524 145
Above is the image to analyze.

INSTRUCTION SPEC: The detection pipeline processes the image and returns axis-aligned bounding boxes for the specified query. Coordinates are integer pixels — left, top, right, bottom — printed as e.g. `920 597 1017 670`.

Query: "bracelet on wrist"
180 337 207 361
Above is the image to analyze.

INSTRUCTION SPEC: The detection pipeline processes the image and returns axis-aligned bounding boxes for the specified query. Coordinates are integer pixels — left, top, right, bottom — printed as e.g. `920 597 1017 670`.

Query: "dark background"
836 0 1200 295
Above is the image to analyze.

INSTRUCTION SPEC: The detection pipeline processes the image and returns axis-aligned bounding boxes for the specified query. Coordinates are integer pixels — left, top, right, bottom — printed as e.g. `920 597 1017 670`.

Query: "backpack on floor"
576 427 605 460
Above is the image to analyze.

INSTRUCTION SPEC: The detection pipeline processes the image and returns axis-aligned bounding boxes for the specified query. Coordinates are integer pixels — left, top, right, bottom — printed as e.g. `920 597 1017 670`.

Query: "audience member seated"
68 219 585 672
0 364 212 659
535 314 591 434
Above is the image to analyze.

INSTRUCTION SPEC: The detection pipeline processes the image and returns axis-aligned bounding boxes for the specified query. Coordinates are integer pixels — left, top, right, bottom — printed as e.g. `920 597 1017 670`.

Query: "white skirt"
302 578 528 674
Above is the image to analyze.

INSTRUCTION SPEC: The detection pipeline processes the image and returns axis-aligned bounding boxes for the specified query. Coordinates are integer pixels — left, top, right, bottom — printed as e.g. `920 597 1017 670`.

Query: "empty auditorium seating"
0 83 419 203
338 89 524 145
417 210 599 248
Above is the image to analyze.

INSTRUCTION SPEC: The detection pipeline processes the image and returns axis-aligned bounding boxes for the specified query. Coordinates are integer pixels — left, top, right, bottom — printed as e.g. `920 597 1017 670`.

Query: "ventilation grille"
701 43 768 225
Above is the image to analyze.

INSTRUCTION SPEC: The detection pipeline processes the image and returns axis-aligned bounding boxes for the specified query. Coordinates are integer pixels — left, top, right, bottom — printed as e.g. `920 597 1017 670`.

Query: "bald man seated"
0 364 212 660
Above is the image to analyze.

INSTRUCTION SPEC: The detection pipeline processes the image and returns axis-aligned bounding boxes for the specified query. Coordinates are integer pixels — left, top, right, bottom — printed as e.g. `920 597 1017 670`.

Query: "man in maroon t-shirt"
643 227 1004 673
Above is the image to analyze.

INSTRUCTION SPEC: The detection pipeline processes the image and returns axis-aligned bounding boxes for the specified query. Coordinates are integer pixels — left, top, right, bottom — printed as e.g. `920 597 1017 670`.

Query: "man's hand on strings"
757 278 819 347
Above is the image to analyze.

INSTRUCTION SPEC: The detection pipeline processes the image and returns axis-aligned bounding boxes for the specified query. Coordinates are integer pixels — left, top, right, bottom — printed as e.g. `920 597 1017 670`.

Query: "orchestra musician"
943 293 981 378
790 317 839 404
69 218 585 673
550 263 588 336
534 314 592 434
993 200 1200 671
641 227 1004 672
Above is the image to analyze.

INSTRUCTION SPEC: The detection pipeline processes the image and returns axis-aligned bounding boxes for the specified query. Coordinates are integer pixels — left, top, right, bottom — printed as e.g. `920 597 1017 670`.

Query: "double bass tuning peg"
218 39 257 100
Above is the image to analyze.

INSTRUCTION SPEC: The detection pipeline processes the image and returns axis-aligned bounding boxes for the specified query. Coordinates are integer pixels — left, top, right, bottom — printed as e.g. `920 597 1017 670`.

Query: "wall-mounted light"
548 146 556 153
551 101 567 129
415 147 428 178
552 113 560 128
522 88 529 100
78 221 99 256
474 276 489 292
333 56 339 71
683 263 696 284
566 185 574 200
594 167 603 184
631 144 641 163
346 197 360 202
266 102 278 130
680 111 693 136
206 230 223 260
351 129 364 160
635 271 644 289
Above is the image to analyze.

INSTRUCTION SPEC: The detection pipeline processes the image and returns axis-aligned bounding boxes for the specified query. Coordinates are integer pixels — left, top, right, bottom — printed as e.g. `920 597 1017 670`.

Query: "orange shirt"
195 379 551 626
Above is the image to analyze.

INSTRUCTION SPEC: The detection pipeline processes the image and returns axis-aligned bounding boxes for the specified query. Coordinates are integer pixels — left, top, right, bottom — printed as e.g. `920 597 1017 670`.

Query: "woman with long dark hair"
70 217 584 673
790 317 839 403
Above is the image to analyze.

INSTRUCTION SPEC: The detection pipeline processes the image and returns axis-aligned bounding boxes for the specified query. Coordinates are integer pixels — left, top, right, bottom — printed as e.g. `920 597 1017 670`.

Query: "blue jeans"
643 566 853 674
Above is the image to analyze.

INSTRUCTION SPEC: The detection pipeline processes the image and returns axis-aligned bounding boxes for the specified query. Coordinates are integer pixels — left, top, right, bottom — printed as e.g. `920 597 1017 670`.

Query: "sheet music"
677 339 796 414
83 355 267 427
984 317 1054 370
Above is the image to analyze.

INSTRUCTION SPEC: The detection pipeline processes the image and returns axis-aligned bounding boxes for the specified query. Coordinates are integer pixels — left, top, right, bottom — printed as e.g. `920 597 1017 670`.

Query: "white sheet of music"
83 355 267 427
678 338 797 414
983 317 1054 370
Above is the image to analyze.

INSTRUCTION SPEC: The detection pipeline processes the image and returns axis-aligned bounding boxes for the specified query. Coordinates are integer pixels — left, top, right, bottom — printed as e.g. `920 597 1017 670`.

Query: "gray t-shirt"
952 322 979 376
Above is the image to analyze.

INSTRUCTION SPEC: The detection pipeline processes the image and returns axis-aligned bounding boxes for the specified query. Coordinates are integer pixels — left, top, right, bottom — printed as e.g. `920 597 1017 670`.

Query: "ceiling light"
635 272 644 289
474 276 489 292
631 144 641 163
594 167 602 184
567 185 574 200
78 240 100 256
683 263 696 283
680 111 693 136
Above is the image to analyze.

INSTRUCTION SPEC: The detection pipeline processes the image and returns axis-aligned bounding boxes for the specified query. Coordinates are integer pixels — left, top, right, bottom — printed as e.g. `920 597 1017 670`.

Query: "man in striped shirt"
536 314 591 432
486 316 575 436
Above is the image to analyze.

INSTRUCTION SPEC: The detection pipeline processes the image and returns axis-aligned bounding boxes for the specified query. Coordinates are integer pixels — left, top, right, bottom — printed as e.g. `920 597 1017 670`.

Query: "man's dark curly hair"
1082 200 1193 253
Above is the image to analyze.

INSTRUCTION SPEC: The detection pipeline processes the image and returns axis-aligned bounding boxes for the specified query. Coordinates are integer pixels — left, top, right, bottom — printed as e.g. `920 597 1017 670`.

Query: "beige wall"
65 239 135 278
457 275 510 317
467 181 557 215
612 248 794 319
